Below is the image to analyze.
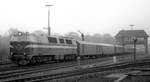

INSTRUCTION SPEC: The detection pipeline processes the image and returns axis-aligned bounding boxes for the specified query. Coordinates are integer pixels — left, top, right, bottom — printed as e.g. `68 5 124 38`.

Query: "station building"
115 30 149 54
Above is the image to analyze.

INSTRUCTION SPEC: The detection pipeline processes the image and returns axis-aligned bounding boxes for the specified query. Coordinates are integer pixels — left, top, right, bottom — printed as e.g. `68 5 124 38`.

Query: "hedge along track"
3 58 150 82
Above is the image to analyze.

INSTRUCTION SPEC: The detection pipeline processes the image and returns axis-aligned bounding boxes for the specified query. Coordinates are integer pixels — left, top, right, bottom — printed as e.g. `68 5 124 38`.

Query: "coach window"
48 37 57 43
66 39 72 44
59 38 65 44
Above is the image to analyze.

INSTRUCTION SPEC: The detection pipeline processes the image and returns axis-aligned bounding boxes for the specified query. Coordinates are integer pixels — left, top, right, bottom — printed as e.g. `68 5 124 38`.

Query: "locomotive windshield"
10 32 40 43
10 32 28 42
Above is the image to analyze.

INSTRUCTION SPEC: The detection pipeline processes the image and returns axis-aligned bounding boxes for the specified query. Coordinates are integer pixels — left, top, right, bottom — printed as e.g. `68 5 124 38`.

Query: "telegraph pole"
45 4 53 36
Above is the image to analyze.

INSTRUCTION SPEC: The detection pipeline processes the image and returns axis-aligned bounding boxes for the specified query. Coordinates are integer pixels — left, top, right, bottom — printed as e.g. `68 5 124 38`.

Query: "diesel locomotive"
10 32 133 65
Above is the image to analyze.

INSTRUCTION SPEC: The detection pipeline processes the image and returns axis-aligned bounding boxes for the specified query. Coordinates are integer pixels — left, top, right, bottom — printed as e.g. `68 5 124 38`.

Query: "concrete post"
76 41 81 68
144 37 148 54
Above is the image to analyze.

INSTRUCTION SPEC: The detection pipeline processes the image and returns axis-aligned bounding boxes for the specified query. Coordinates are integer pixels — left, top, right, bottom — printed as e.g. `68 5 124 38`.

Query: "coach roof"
78 41 122 47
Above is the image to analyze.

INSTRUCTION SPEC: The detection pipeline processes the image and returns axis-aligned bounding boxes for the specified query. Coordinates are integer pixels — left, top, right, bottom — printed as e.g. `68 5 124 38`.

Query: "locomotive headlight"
18 32 22 36
10 52 13 55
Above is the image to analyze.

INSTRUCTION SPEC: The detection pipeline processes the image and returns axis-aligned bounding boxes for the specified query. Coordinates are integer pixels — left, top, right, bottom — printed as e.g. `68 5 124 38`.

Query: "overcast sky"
0 0 150 36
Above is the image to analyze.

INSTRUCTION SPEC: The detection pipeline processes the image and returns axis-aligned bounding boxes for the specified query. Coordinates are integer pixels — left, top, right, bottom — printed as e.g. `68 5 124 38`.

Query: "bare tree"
0 35 9 63
8 28 20 36
102 34 115 44
32 30 46 36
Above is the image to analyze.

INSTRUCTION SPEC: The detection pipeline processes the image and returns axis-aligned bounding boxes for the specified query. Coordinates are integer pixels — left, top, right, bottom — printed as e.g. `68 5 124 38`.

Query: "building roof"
115 30 149 38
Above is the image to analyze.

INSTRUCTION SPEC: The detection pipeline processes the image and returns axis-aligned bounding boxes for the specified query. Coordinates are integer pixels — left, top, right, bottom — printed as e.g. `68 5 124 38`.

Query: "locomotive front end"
10 32 30 65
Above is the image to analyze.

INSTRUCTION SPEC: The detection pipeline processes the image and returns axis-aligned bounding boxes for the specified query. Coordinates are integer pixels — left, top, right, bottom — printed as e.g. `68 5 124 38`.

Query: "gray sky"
0 0 150 36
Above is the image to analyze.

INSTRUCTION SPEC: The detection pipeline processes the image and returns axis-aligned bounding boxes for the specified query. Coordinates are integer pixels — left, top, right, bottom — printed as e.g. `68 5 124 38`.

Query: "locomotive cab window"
48 37 57 43
59 38 65 44
66 39 72 44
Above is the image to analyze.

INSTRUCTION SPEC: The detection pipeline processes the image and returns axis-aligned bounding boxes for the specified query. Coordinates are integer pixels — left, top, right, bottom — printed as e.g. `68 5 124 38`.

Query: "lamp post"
130 24 134 30
45 4 53 36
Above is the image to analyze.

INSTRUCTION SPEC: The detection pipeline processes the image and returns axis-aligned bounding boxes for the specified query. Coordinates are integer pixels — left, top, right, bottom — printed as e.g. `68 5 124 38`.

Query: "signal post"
76 31 84 68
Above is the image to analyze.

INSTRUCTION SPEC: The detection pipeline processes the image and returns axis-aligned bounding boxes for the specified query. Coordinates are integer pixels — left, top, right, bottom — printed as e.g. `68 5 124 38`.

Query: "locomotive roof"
10 33 76 44
48 36 75 40
78 41 122 47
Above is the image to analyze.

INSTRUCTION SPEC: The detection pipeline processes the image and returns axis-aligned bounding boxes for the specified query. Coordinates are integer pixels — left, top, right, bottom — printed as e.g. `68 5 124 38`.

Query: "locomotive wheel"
18 60 29 66
37 57 42 63
48 57 52 61
43 57 47 62
30 57 37 64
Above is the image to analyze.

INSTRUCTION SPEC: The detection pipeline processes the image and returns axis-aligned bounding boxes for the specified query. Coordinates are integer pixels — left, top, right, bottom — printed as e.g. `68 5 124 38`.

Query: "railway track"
0 53 146 82
0 63 17 72
0 52 120 72
3 58 150 82
0 55 114 81
0 54 149 82
0 62 14 67
0 62 75 79
0 53 124 72
0 53 137 72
